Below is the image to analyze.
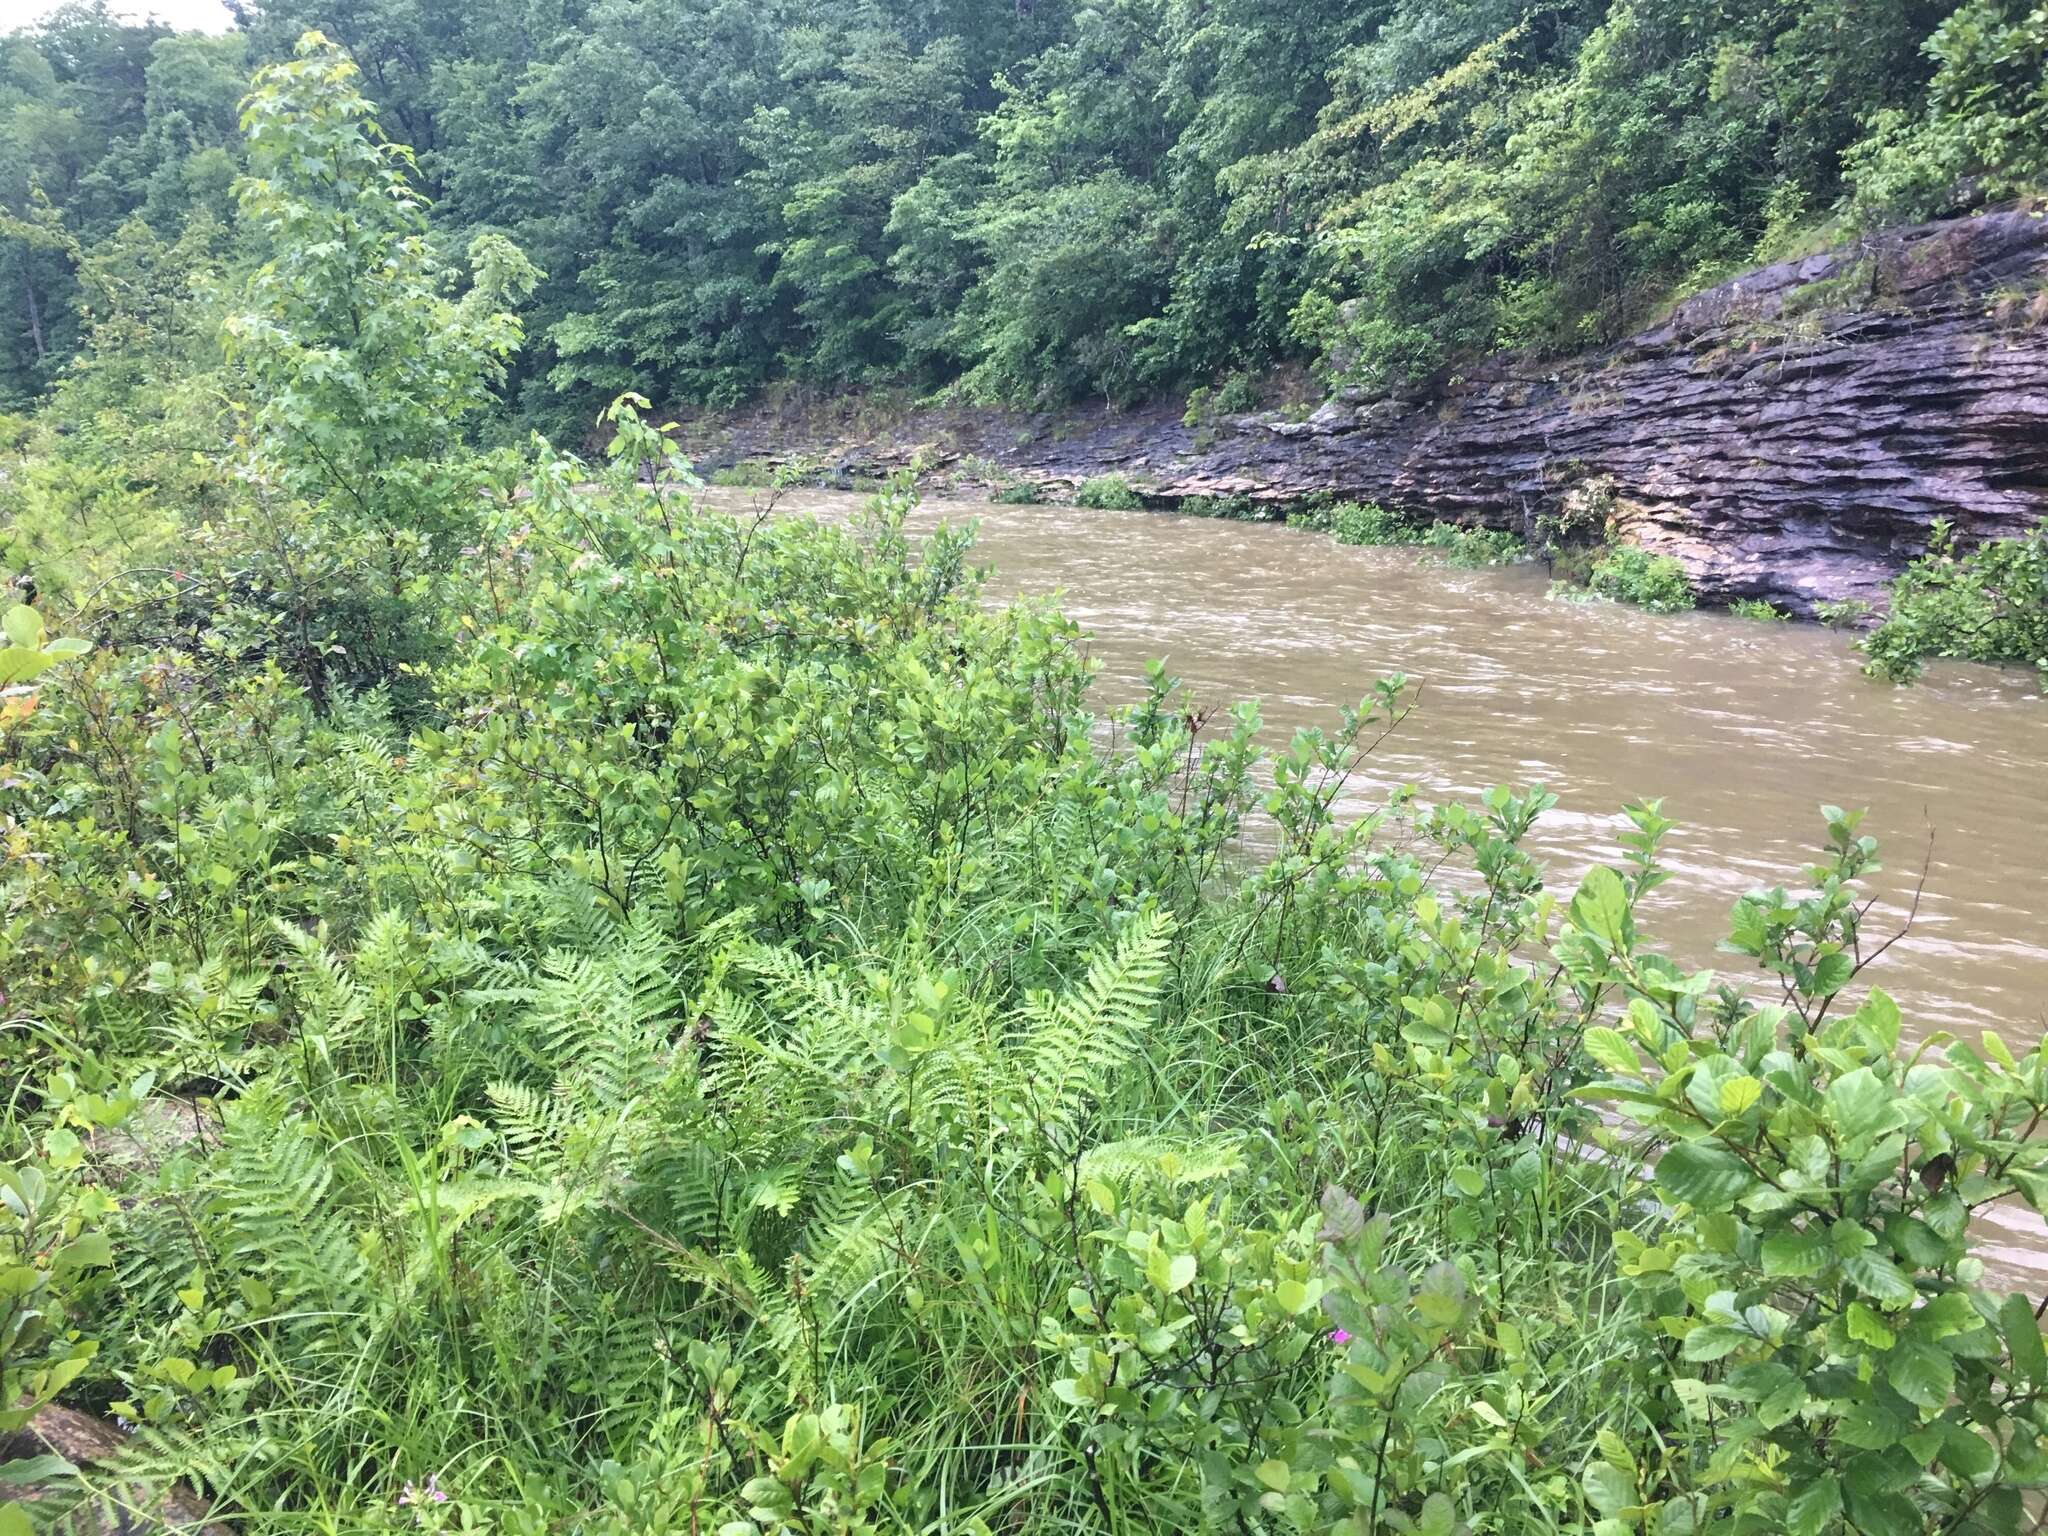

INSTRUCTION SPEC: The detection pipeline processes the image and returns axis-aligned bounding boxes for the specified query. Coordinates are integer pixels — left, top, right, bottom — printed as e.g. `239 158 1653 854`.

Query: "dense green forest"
5 0 2046 421
2 6 2048 1535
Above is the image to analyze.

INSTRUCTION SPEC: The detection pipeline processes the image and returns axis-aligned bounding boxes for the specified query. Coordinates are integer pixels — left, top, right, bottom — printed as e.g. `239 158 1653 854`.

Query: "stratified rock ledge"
688 210 2048 613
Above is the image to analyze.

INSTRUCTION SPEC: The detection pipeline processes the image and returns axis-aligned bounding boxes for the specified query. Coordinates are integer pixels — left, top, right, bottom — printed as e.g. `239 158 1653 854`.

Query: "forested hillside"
5 0 2045 423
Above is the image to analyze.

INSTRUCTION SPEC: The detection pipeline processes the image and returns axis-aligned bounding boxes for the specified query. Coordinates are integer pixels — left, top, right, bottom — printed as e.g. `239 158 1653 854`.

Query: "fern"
1013 908 1174 1149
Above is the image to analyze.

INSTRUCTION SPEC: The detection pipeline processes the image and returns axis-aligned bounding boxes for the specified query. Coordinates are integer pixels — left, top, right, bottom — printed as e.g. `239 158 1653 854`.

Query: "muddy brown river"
706 486 2048 1279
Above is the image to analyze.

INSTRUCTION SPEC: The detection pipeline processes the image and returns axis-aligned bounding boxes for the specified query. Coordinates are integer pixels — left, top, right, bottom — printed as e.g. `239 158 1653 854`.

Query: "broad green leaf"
1584 1027 1641 1075
1825 1067 1896 1143
1786 1474 1841 1536
1255 1459 1289 1492
1762 1225 1829 1278
1939 1421 1995 1479
1717 1074 1762 1115
0 1453 76 1486
1845 1302 1896 1349
1570 866 1630 949
1582 1460 1633 1517
2 605 43 650
1416 1493 1456 1536
1810 951 1854 996
1887 1342 1954 1411
1654 1141 1754 1211
1840 1249 1917 1309
1681 1324 1747 1362
2001 1292 2046 1387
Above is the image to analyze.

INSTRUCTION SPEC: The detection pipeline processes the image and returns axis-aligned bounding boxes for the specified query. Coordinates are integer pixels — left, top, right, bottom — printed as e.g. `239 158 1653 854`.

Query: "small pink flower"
1329 1328 1352 1345
399 1475 448 1508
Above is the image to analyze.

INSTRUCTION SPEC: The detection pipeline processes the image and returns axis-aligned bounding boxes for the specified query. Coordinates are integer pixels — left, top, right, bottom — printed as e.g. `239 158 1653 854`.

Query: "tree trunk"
23 258 46 361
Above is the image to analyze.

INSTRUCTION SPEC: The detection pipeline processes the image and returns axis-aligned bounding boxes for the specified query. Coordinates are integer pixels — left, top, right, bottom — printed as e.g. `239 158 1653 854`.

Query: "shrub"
1178 492 1262 520
1588 544 1697 611
1075 472 1144 509
992 480 1042 504
1729 597 1790 621
1817 597 1876 630
1862 518 2048 682
1416 521 1526 567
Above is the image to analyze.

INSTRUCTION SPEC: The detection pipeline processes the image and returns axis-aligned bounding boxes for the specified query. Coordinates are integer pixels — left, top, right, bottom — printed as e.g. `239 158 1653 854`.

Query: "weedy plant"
1862 518 2048 682
1074 473 1144 509
1586 544 1697 612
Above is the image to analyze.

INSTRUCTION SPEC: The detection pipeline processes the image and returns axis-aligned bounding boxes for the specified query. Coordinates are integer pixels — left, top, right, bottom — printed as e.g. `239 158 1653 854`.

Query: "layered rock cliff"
688 210 2048 612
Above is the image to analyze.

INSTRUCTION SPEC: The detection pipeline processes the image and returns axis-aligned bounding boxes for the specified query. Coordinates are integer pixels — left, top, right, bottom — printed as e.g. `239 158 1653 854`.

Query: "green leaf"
1717 1074 1762 1115
1939 1420 1996 1480
1584 1027 1641 1075
2 605 43 650
1582 1460 1633 1517
1164 1252 1197 1294
2001 1291 2046 1388
1825 1067 1897 1143
1413 1261 1468 1327
0 1503 31 1536
1810 951 1854 996
0 1453 76 1486
1786 1474 1841 1536
1255 1458 1289 1493
1845 1302 1897 1350
1762 1226 1829 1278
1887 1342 1955 1411
1681 1325 1748 1362
1450 1166 1486 1198
1840 1249 1916 1309
1654 1141 1755 1211
52 1233 113 1273
1570 866 1630 949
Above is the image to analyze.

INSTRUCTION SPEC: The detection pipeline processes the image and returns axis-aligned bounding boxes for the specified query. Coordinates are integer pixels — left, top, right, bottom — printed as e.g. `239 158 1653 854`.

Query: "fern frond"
1014 908 1174 1146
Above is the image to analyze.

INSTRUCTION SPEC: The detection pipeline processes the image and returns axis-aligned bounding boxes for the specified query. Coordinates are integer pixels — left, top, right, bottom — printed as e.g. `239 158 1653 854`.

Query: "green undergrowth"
1861 519 2048 683
1729 598 1792 623
3 42 2047 1536
1583 544 1698 613
1073 472 1145 510
1288 501 1527 568
9 424 2048 1532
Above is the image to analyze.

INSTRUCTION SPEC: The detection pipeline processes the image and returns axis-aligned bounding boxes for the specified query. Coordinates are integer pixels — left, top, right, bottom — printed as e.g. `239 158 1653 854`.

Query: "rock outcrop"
685 209 2048 612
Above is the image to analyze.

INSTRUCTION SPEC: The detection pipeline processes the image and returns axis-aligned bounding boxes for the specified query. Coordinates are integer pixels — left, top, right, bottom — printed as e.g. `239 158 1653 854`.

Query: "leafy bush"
1730 597 1791 621
1177 492 1263 520
1289 501 1525 565
1075 472 1144 509
1416 521 1526 568
1845 0 2048 223
1862 518 2048 681
992 480 1042 504
1588 544 1698 612
1818 597 1877 630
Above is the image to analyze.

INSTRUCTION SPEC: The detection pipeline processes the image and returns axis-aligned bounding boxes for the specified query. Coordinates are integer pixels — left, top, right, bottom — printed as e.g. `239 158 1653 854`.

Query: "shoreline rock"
673 210 2048 615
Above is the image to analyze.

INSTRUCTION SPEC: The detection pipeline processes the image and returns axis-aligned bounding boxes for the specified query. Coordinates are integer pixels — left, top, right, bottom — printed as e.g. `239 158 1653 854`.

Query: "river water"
705 486 2048 1278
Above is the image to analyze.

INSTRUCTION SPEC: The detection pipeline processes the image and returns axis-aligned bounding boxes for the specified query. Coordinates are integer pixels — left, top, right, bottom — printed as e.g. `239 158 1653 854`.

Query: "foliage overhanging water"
707 485 2048 1278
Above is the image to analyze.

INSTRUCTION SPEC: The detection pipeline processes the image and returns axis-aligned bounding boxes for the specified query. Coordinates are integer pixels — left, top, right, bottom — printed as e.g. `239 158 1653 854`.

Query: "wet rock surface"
680 211 2048 613
2 1405 227 1534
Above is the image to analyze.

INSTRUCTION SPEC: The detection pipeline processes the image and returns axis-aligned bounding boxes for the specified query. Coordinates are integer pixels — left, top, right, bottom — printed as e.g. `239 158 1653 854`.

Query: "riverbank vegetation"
1862 518 2048 682
3 37 2048 1535
5 1 2047 422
